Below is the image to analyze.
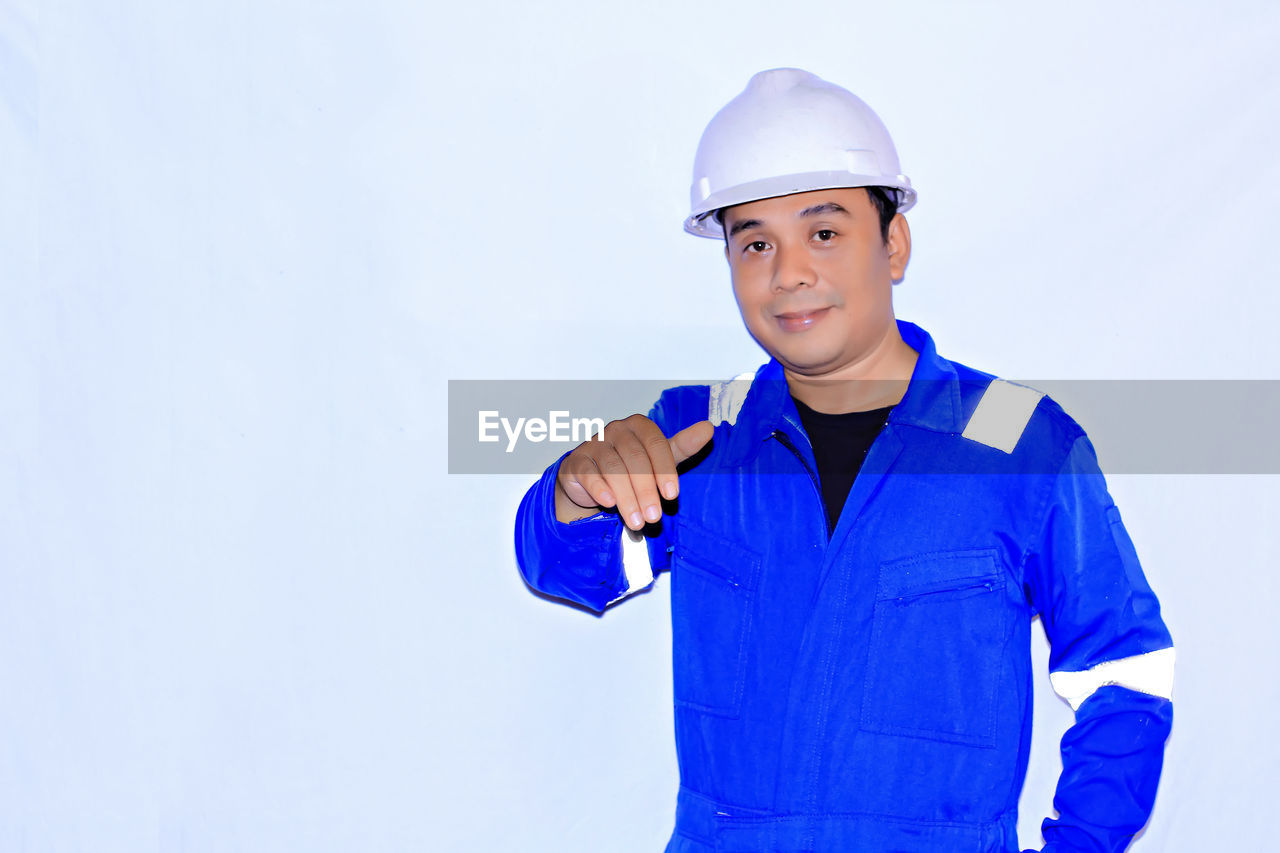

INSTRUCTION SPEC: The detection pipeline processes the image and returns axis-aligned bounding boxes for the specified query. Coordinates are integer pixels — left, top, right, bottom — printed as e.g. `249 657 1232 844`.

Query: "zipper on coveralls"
769 428 829 541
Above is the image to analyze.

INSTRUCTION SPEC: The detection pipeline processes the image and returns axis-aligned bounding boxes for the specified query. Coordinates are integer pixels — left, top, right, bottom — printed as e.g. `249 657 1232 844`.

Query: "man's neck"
784 325 920 414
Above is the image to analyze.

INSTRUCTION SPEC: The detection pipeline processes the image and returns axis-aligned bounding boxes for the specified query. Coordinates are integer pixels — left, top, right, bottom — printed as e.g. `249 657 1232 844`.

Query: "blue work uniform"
514 320 1174 853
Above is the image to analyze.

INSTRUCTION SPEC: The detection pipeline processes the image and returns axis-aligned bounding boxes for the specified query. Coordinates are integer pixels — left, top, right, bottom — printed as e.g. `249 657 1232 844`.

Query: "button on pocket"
670 519 762 719
859 549 1008 748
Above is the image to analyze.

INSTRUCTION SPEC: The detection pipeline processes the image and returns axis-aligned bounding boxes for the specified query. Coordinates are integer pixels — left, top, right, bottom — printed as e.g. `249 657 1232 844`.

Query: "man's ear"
886 213 912 283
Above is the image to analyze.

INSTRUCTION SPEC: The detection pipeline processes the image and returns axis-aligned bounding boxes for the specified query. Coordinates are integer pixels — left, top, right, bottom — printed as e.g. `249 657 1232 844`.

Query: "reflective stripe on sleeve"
961 378 1046 453
609 525 655 603
1049 646 1176 712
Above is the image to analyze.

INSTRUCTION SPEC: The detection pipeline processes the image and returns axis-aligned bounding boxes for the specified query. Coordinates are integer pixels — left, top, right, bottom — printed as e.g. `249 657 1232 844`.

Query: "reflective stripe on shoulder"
961 378 1045 453
708 371 756 427
1049 647 1176 712
609 525 655 604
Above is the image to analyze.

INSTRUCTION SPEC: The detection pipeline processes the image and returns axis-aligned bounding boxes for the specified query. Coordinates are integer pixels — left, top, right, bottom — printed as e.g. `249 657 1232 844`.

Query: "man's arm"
1024 435 1175 852
513 385 711 613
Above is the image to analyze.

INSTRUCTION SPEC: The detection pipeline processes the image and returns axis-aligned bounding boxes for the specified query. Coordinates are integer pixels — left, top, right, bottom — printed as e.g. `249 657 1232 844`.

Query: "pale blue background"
2 1 1277 850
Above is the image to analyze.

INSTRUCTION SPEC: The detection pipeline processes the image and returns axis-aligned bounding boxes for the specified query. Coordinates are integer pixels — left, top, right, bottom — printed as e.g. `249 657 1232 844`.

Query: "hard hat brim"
684 171 917 239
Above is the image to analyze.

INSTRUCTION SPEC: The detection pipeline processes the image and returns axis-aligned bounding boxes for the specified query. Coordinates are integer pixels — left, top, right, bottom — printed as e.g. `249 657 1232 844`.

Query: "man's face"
721 187 910 378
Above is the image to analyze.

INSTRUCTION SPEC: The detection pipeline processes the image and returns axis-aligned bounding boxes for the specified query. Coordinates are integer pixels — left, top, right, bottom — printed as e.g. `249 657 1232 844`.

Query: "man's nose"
772 242 817 292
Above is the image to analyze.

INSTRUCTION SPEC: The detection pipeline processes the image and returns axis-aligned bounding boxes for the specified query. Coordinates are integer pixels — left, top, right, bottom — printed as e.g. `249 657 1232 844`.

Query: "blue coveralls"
514 320 1174 852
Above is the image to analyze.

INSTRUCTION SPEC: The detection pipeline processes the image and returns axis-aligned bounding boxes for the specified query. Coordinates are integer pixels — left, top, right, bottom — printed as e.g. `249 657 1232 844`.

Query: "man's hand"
554 416 715 529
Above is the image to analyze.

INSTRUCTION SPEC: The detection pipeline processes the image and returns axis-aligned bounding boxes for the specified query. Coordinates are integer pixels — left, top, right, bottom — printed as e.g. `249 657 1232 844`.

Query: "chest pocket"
859 548 1008 748
670 517 763 719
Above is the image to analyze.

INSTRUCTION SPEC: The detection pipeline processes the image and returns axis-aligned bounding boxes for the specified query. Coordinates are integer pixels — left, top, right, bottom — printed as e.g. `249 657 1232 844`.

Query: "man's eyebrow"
797 202 850 219
726 202 851 239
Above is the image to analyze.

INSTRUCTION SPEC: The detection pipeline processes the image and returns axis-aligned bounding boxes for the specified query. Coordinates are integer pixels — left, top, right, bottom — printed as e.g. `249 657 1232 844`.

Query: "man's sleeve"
512 387 698 614
1023 434 1175 852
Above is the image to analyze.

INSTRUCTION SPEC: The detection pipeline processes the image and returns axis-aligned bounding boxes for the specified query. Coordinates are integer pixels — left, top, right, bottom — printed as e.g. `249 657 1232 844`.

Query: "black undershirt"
790 396 895 539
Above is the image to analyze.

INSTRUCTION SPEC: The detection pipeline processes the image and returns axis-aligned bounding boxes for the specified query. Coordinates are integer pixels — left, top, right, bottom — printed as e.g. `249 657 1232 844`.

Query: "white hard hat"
684 68 916 239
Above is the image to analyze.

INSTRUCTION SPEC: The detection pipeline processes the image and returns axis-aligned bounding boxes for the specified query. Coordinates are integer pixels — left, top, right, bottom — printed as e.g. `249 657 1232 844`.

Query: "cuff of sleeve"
540 451 657 604
530 450 631 606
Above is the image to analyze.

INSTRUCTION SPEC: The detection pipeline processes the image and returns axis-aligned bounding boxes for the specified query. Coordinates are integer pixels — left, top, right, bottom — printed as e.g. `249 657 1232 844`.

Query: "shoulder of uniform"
649 365 764 433
649 383 711 435
953 367 1085 455
1029 391 1088 444
707 369 759 427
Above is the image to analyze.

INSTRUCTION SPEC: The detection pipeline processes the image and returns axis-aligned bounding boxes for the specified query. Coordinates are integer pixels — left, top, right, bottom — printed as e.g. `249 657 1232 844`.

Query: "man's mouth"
775 306 832 331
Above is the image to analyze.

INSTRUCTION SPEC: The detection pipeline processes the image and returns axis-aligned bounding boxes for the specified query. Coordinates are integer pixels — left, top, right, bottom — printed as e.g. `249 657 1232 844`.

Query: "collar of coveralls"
719 319 966 468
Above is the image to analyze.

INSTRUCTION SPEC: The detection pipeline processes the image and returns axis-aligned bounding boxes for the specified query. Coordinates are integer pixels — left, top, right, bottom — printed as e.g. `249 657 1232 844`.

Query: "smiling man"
514 68 1174 852
722 187 917 414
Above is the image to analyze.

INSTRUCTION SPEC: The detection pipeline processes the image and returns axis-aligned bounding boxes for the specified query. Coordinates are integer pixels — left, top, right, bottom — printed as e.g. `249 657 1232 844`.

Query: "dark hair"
717 185 899 245
863 186 900 244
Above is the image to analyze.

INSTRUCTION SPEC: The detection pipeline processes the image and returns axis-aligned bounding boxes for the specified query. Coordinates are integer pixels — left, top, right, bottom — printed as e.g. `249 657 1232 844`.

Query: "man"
513 68 1174 852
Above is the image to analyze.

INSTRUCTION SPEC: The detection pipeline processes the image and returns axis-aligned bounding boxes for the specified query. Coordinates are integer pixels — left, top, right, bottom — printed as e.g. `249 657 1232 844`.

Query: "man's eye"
746 241 768 253
815 229 835 241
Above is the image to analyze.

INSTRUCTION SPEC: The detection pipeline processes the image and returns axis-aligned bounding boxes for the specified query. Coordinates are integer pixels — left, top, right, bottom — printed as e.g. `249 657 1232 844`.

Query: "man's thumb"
668 419 715 465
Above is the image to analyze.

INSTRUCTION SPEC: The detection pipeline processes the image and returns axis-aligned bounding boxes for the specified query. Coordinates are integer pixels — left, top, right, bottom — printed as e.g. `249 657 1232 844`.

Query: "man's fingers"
612 429 666 527
562 460 614 510
594 441 651 531
648 420 715 503
635 423 680 503
560 416 715 530
669 420 715 466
